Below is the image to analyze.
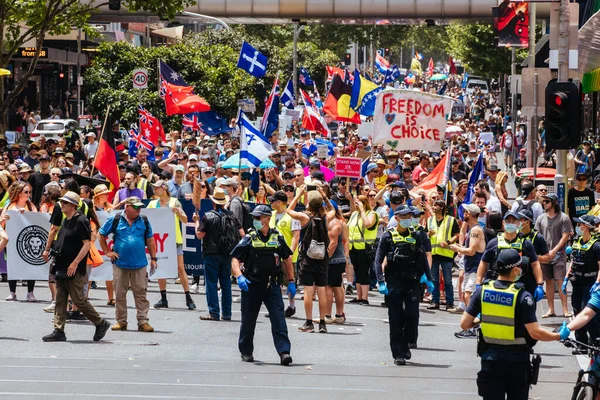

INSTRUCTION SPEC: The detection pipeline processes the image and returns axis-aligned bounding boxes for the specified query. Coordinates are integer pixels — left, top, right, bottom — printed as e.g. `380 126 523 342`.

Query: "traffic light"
545 80 580 150
108 0 121 10
384 48 390 56
344 53 351 66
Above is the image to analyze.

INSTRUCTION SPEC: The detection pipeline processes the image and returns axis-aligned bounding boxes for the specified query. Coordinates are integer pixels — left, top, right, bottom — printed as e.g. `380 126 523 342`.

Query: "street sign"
335 157 362 179
237 99 256 113
133 68 148 89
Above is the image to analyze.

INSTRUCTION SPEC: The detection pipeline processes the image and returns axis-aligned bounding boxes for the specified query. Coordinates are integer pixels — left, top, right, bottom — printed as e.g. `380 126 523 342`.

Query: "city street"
0 280 579 399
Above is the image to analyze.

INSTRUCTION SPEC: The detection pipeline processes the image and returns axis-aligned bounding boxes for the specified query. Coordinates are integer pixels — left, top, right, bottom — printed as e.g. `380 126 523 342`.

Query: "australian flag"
281 79 295 109
186 111 233 136
299 67 314 86
128 128 155 161
237 41 268 78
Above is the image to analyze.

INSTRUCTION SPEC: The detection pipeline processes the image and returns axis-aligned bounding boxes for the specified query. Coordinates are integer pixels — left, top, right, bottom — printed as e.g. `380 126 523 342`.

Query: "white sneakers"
26 292 37 302
5 292 16 301
44 301 56 313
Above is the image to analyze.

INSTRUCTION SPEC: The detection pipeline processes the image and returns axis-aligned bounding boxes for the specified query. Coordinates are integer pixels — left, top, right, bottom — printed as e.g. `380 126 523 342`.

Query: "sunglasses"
284 188 294 193
542 199 552 204
339 181 347 186
51 173 60 176
577 177 588 181
368 194 376 198
131 205 142 210
284 176 293 180
538 188 548 192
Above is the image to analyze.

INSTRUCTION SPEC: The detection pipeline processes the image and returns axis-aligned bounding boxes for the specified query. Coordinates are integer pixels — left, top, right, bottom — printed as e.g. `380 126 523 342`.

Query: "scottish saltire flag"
299 67 314 86
458 151 484 220
350 69 382 117
259 74 280 139
281 79 295 109
237 41 268 78
462 73 469 89
384 65 401 84
238 111 273 168
128 128 155 161
375 52 390 73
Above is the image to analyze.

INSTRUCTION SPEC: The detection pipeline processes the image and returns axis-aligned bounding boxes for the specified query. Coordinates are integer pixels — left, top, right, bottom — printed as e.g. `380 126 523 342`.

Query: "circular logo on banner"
16 225 48 266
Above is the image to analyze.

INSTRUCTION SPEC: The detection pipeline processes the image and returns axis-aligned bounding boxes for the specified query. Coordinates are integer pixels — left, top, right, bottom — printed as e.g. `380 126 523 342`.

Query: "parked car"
30 119 80 141
465 79 490 94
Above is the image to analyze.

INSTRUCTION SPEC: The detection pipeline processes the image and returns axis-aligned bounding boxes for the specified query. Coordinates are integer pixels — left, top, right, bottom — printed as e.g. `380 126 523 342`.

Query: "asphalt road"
0 278 580 400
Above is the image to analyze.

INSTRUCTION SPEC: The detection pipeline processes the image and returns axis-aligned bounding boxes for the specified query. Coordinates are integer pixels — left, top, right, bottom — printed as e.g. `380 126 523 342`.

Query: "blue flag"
237 41 268 78
281 79 295 109
299 67 314 86
461 73 469 89
186 111 233 136
259 75 280 139
250 169 260 194
458 151 484 220
351 69 382 117
437 82 447 95
238 111 273 168
384 65 401 84
302 138 335 158
128 128 155 161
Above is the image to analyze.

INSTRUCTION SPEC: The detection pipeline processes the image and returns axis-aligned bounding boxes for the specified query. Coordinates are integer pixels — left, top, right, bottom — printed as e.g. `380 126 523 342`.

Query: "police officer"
461 249 560 400
230 205 296 366
562 215 600 351
517 209 550 298
476 211 545 302
375 205 435 365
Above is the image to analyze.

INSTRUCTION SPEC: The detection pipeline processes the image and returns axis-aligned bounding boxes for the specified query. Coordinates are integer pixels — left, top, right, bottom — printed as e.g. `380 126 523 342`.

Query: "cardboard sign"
372 90 454 152
356 149 372 161
316 144 328 159
335 157 362 178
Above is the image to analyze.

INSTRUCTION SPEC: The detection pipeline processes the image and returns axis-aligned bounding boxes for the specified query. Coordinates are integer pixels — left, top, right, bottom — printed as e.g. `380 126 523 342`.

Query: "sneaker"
454 329 477 339
111 322 128 331
348 298 362 304
175 278 181 284
241 354 254 362
138 323 154 332
232 296 242 303
298 322 314 333
361 300 370 306
280 352 293 366
403 349 412 360
26 292 37 302
42 329 66 342
345 286 354 295
427 303 440 310
394 357 406 366
334 314 346 324
447 305 464 314
191 283 200 294
153 299 168 309
284 306 296 318
5 292 16 301
69 310 87 321
43 301 56 313
319 321 327 333
324 315 334 324
93 319 110 341
186 301 196 310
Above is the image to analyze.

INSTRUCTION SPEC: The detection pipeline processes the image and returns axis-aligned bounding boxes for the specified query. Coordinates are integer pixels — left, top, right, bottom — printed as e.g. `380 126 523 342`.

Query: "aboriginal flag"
93 120 120 193
323 74 361 124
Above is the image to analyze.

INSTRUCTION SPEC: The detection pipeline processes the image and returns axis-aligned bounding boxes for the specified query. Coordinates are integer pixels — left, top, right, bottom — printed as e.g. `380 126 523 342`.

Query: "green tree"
0 0 194 135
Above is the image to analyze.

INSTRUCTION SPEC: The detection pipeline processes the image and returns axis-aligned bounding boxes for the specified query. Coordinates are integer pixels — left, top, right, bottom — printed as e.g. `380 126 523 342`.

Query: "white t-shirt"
486 196 502 214
84 141 99 159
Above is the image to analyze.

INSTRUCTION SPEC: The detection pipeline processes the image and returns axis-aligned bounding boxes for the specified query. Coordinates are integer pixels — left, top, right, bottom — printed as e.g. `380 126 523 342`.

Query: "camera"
49 248 61 259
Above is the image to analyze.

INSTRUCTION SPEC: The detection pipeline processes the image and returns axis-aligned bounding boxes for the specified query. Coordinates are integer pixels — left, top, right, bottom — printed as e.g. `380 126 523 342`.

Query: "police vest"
571 236 599 280
480 281 527 347
348 210 378 250
137 178 148 194
427 215 455 258
245 229 281 281
147 197 183 245
522 230 538 247
270 212 298 262
386 229 420 279
494 235 530 276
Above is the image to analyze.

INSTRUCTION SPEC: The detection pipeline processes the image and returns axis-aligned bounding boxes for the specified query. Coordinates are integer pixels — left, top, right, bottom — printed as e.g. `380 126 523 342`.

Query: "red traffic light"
550 91 568 107
59 72 65 78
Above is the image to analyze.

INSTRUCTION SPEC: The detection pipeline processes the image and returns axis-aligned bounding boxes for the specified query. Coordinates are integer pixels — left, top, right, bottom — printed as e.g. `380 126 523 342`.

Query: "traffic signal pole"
554 0 570 212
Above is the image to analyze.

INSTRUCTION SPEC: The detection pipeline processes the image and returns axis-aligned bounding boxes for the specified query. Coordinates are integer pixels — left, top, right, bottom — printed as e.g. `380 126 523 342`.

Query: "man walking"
99 197 157 332
42 191 110 342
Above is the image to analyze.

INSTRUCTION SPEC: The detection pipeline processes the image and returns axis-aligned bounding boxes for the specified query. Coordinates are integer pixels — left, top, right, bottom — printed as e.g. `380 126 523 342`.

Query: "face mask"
253 220 264 231
478 216 487 227
517 223 523 231
412 217 420 227
514 267 522 280
399 219 413 229
576 226 584 236
504 223 518 233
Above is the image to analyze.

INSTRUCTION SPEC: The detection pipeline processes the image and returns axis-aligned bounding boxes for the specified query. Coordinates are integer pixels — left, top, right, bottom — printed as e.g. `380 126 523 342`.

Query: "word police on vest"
483 290 514 306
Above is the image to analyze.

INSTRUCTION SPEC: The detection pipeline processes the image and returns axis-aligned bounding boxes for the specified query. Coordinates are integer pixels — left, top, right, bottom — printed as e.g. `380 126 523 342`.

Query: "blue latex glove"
287 282 296 298
420 274 427 284
565 246 572 256
534 285 545 302
378 281 389 295
237 275 250 292
426 280 435 294
559 321 571 341
562 278 568 295
475 284 482 292
590 282 600 294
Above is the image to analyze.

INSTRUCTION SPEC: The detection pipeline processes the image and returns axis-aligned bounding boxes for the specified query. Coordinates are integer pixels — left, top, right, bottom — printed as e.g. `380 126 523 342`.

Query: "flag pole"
91 104 111 177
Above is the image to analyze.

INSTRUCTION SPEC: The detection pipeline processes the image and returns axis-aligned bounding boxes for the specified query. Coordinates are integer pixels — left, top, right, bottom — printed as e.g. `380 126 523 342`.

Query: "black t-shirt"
49 201 90 227
53 212 92 276
568 187 595 223
334 192 351 216
28 171 50 208
452 169 467 182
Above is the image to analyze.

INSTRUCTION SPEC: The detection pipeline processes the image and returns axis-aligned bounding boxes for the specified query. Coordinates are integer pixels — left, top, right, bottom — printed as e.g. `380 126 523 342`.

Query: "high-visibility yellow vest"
0 190 9 209
270 212 299 262
148 197 183 245
137 177 148 194
250 231 280 249
427 215 455 258
348 210 378 250
480 281 527 346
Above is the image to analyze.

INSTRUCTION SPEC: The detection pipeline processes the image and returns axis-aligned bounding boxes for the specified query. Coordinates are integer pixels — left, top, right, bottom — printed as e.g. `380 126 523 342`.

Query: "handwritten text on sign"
372 90 454 152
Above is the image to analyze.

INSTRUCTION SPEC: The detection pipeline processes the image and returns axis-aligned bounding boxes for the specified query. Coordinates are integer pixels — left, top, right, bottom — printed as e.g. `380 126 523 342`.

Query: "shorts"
503 148 512 157
542 262 567 281
350 249 371 285
462 272 477 293
299 268 327 287
177 244 184 256
327 263 346 287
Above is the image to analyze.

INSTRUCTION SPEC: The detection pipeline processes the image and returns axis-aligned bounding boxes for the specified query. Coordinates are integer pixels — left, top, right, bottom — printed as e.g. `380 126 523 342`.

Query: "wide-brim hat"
92 184 111 198
209 187 229 205
59 191 80 206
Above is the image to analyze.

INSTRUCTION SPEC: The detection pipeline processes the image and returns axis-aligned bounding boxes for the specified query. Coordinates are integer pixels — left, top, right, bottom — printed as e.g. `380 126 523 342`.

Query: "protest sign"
335 157 362 178
316 144 328 159
479 131 494 144
6 211 51 280
373 90 454 152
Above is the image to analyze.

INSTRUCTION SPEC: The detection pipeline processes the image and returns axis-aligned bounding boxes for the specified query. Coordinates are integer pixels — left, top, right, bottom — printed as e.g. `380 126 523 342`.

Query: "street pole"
527 3 537 170
532 73 539 181
76 28 81 118
293 22 299 103
555 0 570 213
511 47 517 170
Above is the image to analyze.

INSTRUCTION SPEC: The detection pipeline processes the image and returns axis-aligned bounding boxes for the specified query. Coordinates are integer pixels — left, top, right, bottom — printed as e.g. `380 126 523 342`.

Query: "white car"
30 119 80 141
465 79 490 94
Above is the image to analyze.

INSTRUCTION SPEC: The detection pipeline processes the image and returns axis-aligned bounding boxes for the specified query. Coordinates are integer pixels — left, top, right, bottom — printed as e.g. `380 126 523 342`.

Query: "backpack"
111 214 151 238
301 216 330 261
514 199 535 216
208 209 242 254
231 196 252 234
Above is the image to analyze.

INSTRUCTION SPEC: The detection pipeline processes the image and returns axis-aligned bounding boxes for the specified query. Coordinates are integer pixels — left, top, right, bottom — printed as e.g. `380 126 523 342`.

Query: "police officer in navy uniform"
461 249 560 400
231 205 296 366
375 205 435 365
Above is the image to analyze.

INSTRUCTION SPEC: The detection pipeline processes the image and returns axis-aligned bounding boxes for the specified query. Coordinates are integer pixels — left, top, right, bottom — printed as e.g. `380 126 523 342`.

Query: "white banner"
7 209 178 281
372 90 454 152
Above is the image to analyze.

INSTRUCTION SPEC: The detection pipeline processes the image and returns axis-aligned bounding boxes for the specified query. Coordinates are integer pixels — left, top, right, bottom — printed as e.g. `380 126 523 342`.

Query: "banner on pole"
372 90 454 153
6 211 52 280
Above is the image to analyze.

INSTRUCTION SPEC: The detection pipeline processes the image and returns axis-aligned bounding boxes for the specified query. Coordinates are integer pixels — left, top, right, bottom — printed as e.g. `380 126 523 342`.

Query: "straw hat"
92 184 111 198
209 187 229 205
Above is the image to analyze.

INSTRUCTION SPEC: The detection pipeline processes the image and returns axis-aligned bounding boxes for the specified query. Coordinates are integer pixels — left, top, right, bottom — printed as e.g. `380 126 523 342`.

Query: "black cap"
503 211 520 220
282 171 294 179
518 209 534 223
311 171 325 181
574 215 596 228
268 191 287 204
39 154 51 161
496 248 522 272
542 193 559 202
394 205 412 216
390 192 403 205
249 204 272 217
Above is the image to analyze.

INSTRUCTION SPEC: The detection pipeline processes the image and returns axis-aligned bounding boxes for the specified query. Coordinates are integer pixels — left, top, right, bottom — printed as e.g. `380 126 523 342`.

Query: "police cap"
394 205 412 216
496 248 522 273
249 204 272 217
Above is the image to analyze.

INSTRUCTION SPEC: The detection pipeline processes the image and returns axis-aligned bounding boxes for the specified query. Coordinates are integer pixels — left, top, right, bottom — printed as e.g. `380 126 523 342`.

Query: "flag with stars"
299 67 314 86
350 69 382 117
128 128 156 161
182 113 202 131
185 111 233 136
138 105 165 145
237 41 268 78
159 60 210 116
238 110 273 168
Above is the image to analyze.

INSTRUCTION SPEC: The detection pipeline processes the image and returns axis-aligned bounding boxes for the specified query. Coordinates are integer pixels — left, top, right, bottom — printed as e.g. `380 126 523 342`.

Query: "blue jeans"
203 254 232 319
431 255 454 305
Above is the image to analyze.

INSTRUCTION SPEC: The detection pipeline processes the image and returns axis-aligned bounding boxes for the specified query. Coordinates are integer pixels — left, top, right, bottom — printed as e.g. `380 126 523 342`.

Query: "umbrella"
221 153 250 170
430 74 448 81
0 68 11 77
259 158 276 169
59 173 109 189
303 165 335 182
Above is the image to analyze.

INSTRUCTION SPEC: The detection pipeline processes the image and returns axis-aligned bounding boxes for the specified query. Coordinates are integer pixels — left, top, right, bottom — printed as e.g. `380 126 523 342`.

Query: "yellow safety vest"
0 191 9 209
390 229 417 245
497 235 523 252
243 187 254 202
480 281 527 346
250 231 280 249
148 197 183 245
137 178 148 196
270 212 299 262
348 210 379 250
428 215 455 258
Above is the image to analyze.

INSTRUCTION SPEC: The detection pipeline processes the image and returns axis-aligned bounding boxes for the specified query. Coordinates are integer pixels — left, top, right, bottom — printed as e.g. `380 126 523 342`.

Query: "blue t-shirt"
587 290 600 314
99 215 153 269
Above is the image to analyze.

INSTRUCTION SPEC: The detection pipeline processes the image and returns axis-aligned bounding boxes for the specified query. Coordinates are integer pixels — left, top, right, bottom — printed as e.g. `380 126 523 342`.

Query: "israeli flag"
281 79 295 109
237 41 268 78
238 111 273 168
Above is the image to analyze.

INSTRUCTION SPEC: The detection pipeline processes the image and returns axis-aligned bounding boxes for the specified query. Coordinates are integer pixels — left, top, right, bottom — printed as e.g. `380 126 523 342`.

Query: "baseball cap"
124 197 144 207
574 215 596 228
222 178 238 187
518 209 534 223
394 205 412 216
250 204 273 217
503 211 520 220
174 165 185 173
85 132 96 138
496 248 522 272
152 180 169 189
542 193 559 202
268 191 287 204
39 154 50 161
462 203 481 216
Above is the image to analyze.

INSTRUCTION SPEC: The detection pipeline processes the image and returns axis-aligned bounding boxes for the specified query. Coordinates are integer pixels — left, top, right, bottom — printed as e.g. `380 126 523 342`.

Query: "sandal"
563 312 573 318
107 299 115 306
542 311 556 318
200 314 220 321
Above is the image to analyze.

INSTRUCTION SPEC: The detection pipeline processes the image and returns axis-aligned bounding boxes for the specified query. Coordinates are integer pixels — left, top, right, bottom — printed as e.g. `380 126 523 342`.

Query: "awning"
152 26 183 39
578 9 600 74
582 68 600 93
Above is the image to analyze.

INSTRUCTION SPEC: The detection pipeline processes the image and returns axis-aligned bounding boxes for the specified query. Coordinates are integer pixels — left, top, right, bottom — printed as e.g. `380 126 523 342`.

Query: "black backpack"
231 196 252 234
514 200 535 216
111 214 150 237
208 209 242 254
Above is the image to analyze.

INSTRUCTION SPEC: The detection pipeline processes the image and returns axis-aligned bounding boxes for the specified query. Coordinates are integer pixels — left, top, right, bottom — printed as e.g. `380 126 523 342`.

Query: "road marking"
0 393 257 400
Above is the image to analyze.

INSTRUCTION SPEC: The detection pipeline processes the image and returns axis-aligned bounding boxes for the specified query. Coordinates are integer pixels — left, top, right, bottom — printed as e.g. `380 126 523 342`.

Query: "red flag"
300 89 329 136
138 105 165 145
326 66 346 84
427 58 435 77
415 151 449 193
448 56 457 75
161 80 210 116
93 123 120 193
